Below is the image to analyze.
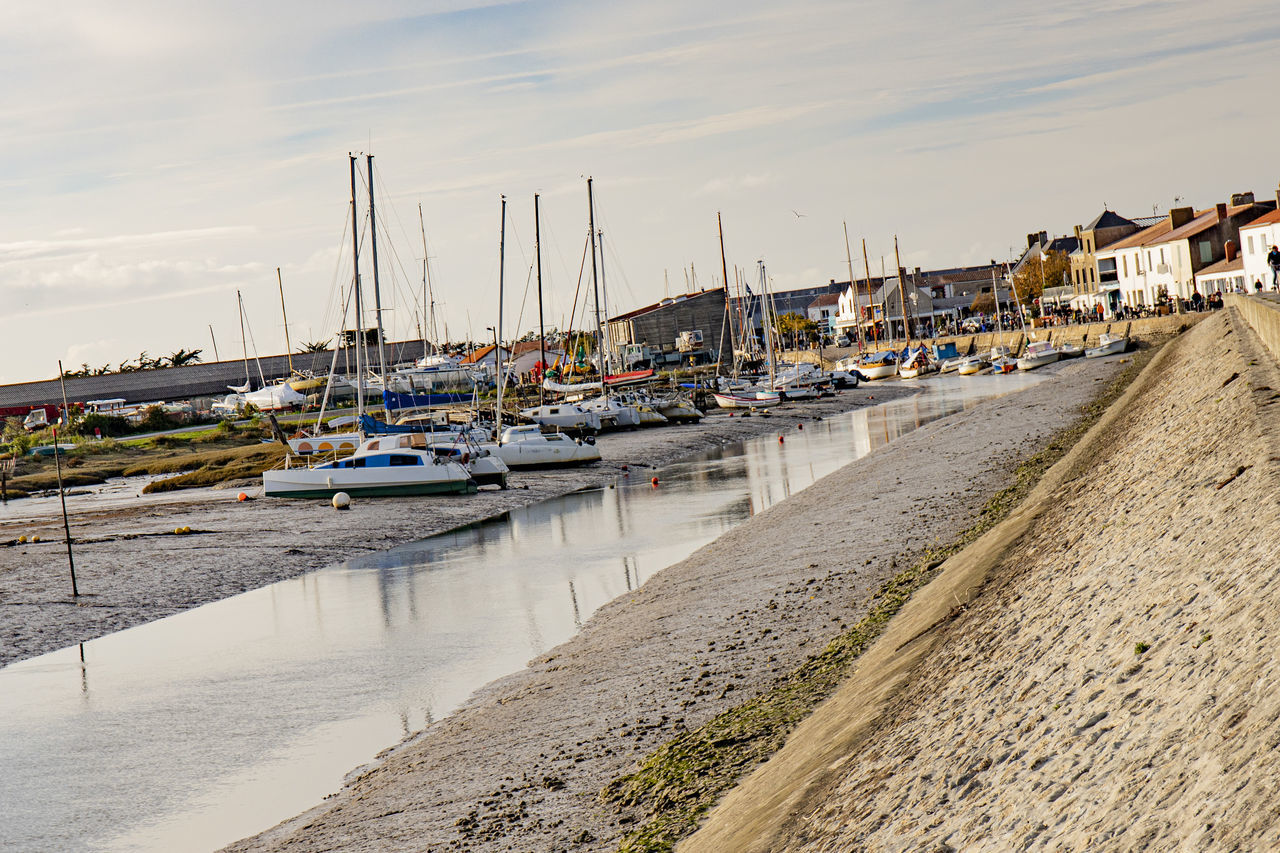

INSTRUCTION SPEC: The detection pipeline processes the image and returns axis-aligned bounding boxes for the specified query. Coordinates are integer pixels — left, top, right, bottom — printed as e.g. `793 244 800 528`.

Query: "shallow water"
0 374 1042 852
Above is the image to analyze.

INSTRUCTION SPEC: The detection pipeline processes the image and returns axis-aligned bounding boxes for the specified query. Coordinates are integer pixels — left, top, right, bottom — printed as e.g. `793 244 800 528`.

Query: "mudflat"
0 387 910 668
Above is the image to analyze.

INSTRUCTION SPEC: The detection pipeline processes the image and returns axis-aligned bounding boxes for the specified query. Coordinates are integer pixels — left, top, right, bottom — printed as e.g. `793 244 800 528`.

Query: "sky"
1 0 1278 384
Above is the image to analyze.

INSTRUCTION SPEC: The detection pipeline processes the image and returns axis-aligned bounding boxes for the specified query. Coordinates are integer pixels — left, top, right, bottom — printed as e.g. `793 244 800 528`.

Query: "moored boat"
1017 340 1060 371
713 390 780 409
263 437 475 498
1085 332 1128 358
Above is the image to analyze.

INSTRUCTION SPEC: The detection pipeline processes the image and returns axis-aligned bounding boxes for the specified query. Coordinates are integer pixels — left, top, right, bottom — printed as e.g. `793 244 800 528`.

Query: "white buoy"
332 491 351 510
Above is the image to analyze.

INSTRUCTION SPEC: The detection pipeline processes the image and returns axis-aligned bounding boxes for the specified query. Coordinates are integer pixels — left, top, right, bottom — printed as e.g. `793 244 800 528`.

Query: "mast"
598 229 613 377
418 203 433 357
759 260 776 389
862 238 877 346
277 268 294 375
586 177 608 400
236 289 250 387
534 192 546 406
366 154 388 381
349 154 366 423
880 257 891 346
716 212 733 378
843 222 864 350
894 235 911 343
496 195 507 441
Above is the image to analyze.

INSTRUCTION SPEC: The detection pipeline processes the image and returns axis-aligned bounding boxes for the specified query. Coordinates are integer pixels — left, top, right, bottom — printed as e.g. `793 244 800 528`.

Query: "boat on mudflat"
1085 332 1128 358
713 390 780 409
1017 340 1060 371
262 437 475 498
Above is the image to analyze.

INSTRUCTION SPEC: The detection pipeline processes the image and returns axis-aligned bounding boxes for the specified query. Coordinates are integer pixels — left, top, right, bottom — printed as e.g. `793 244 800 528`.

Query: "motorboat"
1085 333 1128 358
650 393 703 423
519 403 603 435
262 437 475 498
939 356 966 374
578 395 642 430
956 353 990 375
490 425 602 469
856 351 900 380
610 391 669 426
830 369 862 388
1058 342 1085 358
1017 340 1060 371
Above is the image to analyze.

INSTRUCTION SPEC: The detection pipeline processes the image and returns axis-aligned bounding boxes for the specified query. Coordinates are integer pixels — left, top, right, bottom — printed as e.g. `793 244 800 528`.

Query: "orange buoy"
621 464 629 471
778 435 784 444
651 476 659 487
798 423 803 430
237 492 249 502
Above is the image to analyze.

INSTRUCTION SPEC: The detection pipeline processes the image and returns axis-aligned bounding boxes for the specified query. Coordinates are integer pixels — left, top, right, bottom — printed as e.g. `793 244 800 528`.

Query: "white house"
1240 209 1280 290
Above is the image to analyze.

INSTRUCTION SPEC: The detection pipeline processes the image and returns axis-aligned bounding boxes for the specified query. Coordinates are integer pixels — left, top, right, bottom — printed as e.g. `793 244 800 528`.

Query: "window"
1160 248 1166 264
1248 235 1255 254
1199 240 1213 264
1122 256 1128 277
390 454 420 466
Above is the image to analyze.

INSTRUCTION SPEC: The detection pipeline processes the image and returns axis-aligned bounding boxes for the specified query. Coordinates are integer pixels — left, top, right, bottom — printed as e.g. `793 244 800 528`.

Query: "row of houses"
1054 186 1280 310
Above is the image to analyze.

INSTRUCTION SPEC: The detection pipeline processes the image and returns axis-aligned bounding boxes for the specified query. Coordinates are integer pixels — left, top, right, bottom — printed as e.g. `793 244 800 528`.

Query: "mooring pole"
50 374 78 596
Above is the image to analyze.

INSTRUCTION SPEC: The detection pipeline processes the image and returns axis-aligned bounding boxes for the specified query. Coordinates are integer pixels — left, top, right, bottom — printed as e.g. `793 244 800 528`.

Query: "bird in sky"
791 209 806 218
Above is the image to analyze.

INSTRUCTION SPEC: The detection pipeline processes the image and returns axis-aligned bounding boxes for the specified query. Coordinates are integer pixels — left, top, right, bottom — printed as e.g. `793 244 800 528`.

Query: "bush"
73 413 132 438
139 406 175 433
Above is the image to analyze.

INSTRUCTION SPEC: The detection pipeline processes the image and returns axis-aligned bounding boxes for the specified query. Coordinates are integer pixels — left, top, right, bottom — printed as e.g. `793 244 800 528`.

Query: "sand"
687 308 1280 851
219 353 1131 852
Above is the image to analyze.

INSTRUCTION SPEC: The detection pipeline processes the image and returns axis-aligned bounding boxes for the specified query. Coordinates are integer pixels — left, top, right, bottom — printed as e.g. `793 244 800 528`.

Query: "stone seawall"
1229 292 1280 362
688 306 1280 850
798 311 1206 365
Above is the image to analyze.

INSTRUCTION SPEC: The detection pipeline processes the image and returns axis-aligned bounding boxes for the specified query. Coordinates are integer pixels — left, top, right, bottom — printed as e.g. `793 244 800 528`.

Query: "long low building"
0 339 433 411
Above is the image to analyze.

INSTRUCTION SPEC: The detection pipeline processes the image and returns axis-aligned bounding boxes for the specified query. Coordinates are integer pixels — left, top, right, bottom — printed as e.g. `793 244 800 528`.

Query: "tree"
774 312 818 348
166 348 203 368
1010 249 1072 306
298 340 331 353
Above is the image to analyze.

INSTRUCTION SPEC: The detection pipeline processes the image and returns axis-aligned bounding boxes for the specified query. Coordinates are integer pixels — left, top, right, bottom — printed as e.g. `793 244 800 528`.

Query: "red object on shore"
651 477 659 487
237 492 248 502
778 435 784 444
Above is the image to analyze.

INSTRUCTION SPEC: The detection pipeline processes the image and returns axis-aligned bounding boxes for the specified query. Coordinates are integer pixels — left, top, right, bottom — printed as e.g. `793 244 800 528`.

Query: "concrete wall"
1227 293 1280 362
0 339 432 410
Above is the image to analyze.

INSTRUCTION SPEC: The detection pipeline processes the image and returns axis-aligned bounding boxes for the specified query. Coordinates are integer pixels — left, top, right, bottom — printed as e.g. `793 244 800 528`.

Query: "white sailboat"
263 155 474 499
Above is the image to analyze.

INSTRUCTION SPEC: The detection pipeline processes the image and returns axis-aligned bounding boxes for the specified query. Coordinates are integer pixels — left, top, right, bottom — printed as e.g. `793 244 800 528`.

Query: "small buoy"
608 483 615 489
237 492 249 502
174 527 183 535
332 491 351 510
620 464 629 471
182 526 191 534
651 476 659 487
798 423 803 430
778 435 785 444
17 535 26 544
30 535 40 543
728 412 734 418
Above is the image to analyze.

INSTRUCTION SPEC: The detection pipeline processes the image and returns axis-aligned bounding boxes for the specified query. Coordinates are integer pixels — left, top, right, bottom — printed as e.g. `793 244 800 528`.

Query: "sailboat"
263 155 475 499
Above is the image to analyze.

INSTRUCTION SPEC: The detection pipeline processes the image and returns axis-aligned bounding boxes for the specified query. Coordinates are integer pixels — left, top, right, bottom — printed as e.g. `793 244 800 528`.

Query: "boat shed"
606 288 729 363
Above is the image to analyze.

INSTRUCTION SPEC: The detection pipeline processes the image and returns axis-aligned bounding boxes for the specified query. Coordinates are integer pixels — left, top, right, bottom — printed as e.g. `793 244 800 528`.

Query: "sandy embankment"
222 353 1132 852
0 388 911 667
688 307 1280 850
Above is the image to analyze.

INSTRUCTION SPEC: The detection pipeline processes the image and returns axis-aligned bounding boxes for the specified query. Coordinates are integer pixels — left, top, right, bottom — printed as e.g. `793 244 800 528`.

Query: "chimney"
1074 224 1082 240
1215 202 1227 220
1276 181 1280 207
1226 240 1238 262
1027 233 1039 250
1169 207 1194 229
1230 191 1255 206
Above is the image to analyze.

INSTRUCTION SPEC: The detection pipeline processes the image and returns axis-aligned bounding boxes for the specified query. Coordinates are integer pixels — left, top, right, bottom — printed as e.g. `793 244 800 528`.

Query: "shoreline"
0 386 913 668
221 353 1140 852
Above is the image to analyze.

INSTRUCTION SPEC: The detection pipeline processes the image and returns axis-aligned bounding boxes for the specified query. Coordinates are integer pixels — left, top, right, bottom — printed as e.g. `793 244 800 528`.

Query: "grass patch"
601 346 1159 853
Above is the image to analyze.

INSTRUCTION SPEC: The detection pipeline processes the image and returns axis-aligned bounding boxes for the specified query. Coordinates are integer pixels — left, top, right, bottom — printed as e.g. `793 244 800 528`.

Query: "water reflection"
0 374 1040 853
